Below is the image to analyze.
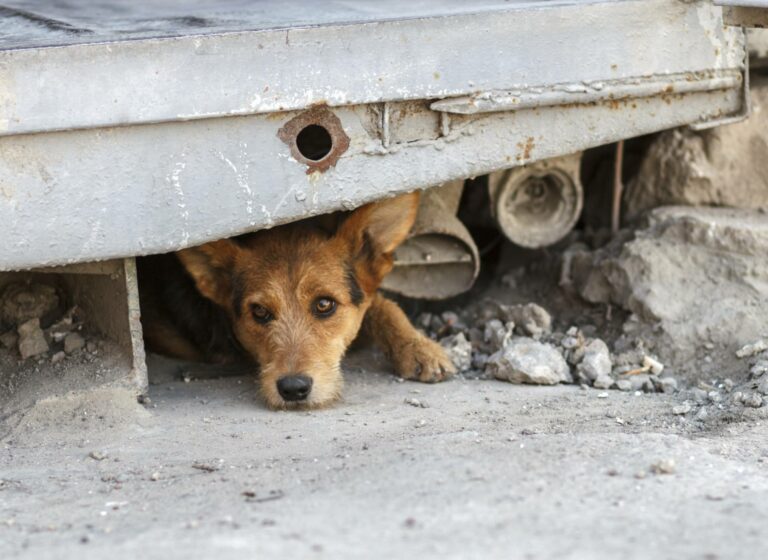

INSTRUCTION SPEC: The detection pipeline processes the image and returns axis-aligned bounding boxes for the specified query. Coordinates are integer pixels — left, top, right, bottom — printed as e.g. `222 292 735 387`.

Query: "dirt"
624 76 768 218
2 349 768 560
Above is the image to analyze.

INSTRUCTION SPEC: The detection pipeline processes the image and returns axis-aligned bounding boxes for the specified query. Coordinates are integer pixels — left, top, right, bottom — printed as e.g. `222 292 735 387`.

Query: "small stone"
650 459 676 475
484 319 513 352
51 351 66 364
471 352 489 370
695 406 709 421
736 339 768 359
628 373 651 392
708 391 722 403
440 311 465 332
634 470 647 480
439 333 472 372
757 378 768 396
658 377 678 393
416 313 433 331
672 402 692 415
486 337 571 385
577 339 613 382
593 374 615 390
0 330 18 350
615 379 632 392
642 355 664 375
722 378 734 392
498 303 552 338
150 472 160 481
404 398 428 408
64 332 86 354
750 360 768 379
17 318 49 359
86 341 98 353
596 392 609 398
89 451 107 461
743 393 763 408
691 388 709 404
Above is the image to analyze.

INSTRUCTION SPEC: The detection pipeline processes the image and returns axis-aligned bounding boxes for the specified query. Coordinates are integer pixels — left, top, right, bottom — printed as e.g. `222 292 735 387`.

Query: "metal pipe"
381 181 480 300
488 153 584 249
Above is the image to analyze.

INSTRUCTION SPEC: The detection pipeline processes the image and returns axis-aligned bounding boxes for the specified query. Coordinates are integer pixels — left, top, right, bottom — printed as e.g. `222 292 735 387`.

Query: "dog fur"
137 192 455 409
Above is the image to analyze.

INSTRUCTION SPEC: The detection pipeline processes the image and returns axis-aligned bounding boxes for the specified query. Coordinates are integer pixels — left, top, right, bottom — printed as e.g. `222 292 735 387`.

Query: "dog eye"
313 297 337 318
250 303 273 324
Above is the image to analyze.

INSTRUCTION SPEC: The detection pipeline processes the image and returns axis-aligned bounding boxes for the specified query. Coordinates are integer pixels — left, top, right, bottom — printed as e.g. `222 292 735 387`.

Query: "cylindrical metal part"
488 153 583 248
381 180 480 300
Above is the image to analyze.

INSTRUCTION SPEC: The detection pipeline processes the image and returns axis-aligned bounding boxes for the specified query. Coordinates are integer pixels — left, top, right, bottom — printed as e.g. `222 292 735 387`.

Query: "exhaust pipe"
381 180 480 300
488 153 584 248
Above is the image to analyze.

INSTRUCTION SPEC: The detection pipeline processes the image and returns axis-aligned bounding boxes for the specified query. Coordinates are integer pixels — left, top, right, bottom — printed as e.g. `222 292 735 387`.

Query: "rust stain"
516 137 535 161
277 105 350 175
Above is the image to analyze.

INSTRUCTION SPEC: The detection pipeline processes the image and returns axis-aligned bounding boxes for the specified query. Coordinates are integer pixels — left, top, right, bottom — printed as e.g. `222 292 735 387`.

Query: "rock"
750 360 768 378
64 332 86 355
624 80 768 219
440 311 466 333
592 374 615 390
51 351 66 364
742 393 764 408
737 340 768 359
487 337 572 385
690 387 709 404
571 206 768 378
658 377 678 394
17 318 49 359
615 379 632 392
628 373 651 392
672 402 692 415
0 330 18 350
471 352 489 371
498 303 552 339
576 339 612 382
404 398 429 409
484 319 514 352
0 282 62 328
757 378 768 396
439 333 472 372
650 459 676 475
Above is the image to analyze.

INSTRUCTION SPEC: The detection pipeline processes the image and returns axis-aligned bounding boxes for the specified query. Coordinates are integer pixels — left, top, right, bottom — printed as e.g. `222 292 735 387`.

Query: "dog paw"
393 336 456 383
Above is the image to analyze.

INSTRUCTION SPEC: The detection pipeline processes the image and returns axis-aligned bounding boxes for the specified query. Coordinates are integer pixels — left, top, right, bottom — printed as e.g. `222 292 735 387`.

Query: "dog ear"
176 239 241 307
337 192 419 285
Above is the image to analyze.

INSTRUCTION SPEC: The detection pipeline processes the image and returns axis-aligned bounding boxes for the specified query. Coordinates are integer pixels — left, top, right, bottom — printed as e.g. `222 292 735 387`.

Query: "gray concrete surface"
2 349 767 560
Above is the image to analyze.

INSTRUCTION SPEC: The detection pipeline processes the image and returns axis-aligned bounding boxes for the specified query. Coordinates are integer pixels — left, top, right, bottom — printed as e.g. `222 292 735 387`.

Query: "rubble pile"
421 300 679 395
0 282 95 364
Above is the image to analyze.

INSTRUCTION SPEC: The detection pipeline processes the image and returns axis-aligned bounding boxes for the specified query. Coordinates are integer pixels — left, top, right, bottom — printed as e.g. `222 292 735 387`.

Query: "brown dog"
138 192 455 409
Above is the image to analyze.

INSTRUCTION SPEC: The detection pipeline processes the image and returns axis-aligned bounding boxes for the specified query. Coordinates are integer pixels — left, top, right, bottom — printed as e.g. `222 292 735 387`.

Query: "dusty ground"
2 348 768 560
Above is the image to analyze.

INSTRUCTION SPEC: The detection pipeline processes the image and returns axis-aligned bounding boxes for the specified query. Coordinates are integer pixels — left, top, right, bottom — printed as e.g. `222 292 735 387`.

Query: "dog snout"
276 373 313 402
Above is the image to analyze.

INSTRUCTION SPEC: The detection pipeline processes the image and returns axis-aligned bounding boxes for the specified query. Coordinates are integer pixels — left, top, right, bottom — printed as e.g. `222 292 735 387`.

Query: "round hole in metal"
296 124 333 161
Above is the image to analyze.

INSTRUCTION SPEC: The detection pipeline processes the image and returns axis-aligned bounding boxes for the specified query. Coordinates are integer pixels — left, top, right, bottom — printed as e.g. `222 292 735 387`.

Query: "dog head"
177 192 419 409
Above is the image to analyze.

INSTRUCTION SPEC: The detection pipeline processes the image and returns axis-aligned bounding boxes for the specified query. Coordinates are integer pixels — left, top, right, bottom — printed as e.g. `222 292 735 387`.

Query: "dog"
137 191 455 409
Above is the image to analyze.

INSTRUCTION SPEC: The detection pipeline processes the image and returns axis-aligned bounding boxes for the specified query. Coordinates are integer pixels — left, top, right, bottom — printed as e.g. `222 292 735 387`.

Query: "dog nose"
276 374 313 401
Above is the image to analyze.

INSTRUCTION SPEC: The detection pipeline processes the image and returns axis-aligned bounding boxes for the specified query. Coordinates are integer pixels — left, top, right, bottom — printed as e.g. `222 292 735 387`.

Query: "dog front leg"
364 294 455 383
